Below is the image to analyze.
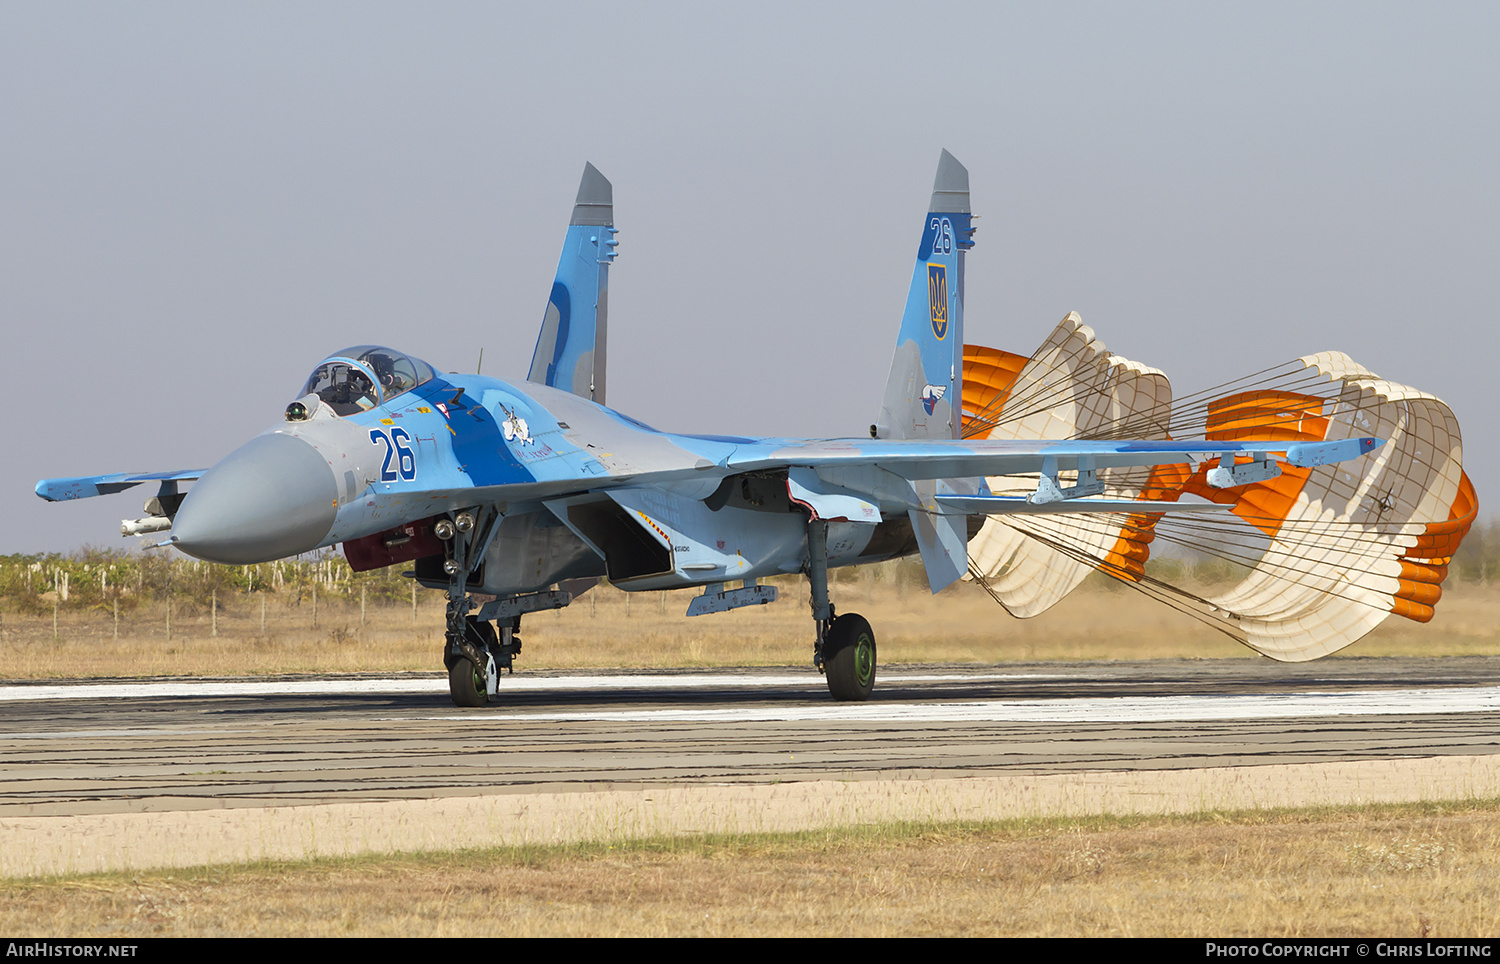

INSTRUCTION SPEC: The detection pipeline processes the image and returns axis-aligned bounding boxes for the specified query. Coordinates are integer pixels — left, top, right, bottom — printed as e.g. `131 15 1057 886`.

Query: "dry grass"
6 803 1500 937
3 577 1498 679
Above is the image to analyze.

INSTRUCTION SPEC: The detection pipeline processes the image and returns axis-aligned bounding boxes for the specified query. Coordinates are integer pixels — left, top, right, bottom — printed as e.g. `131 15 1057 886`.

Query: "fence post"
212 590 218 638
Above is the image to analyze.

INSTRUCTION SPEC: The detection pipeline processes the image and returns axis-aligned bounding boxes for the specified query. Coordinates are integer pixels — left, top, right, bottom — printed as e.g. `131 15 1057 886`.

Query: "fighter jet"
35 153 1381 706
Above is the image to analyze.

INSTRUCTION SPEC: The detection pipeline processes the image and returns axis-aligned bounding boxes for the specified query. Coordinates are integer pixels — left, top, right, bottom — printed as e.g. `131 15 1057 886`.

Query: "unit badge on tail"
921 383 947 415
927 263 948 339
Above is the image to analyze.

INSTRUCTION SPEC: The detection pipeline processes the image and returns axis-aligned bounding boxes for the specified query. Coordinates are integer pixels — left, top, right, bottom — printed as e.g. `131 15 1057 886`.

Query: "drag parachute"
961 315 1476 661
964 313 1174 617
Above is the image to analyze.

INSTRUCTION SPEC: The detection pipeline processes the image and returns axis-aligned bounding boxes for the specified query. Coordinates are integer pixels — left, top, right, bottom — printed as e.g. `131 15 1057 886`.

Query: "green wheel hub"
853 633 874 687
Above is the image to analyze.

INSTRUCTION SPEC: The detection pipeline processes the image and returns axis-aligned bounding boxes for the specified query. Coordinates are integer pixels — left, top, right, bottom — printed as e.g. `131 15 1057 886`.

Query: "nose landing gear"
438 507 506 708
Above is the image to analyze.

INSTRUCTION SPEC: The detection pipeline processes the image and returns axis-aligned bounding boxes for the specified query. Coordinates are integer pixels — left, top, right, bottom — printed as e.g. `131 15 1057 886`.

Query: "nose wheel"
446 616 498 707
447 654 490 707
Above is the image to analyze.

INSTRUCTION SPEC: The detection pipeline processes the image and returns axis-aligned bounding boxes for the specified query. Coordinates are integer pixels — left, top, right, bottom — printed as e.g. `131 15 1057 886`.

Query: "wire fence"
1 517 1494 624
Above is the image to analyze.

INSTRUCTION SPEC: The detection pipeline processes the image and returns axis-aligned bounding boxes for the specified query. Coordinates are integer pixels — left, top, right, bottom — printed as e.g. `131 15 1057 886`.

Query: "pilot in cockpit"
364 351 399 395
299 347 435 417
304 362 378 416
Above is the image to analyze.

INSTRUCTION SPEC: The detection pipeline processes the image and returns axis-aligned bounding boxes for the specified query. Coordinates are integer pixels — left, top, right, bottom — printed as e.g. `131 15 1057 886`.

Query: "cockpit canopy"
300 346 437 416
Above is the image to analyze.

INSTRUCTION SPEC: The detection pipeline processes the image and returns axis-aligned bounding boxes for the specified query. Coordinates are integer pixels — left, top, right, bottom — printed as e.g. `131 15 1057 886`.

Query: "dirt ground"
6 755 1500 880
7 798 1500 937
2 577 1497 679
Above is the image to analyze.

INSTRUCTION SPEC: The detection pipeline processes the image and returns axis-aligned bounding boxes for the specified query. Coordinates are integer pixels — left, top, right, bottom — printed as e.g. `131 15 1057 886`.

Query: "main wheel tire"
448 655 487 707
824 613 876 702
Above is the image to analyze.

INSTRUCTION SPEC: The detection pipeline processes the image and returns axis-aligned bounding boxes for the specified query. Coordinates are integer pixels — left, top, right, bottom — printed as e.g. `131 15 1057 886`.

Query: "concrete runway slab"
3 658 1499 818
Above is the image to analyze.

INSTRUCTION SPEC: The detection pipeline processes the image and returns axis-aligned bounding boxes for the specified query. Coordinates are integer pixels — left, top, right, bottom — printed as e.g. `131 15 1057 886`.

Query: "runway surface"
4 657 1500 819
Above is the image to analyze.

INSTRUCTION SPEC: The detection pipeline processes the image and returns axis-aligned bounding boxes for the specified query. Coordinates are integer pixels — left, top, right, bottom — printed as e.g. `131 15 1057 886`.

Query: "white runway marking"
444 687 1500 725
4 676 1497 726
0 672 1057 703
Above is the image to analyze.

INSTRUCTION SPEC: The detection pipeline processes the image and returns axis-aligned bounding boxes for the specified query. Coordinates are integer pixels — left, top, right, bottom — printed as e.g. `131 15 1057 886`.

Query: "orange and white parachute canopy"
963 313 1173 618
961 319 1476 661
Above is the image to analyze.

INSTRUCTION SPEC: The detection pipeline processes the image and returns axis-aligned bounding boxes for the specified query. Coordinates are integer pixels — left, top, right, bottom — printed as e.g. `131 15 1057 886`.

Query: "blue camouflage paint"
414 377 534 488
538 282 571 386
897 211 975 415
528 163 616 403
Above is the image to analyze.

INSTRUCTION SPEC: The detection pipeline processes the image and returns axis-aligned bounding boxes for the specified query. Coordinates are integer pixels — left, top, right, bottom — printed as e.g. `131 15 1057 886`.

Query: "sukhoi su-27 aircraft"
36 152 1382 706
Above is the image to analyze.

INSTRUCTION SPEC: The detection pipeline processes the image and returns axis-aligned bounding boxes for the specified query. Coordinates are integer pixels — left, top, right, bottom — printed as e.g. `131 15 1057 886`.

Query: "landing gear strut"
438 507 504 707
806 517 877 701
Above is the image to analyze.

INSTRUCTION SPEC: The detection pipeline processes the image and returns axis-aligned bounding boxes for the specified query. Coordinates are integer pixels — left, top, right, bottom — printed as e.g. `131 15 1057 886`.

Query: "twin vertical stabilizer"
527 162 618 404
877 150 977 592
876 149 974 442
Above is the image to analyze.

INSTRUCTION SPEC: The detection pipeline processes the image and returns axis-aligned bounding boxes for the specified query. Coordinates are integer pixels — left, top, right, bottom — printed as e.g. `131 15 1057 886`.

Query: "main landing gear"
807 518 877 702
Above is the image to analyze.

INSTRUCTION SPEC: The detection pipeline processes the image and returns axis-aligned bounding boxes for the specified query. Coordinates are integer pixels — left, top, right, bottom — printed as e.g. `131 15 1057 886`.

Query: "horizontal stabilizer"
935 494 1231 516
910 503 968 592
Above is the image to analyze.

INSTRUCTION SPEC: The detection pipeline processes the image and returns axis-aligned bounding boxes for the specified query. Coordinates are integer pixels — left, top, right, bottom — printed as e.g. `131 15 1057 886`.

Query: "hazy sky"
2 2 1495 554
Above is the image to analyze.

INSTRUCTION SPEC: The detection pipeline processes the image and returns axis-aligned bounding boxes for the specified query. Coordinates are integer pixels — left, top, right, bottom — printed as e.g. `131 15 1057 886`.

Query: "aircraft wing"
35 470 204 502
726 435 1379 481
30 435 1376 516
353 433 1380 520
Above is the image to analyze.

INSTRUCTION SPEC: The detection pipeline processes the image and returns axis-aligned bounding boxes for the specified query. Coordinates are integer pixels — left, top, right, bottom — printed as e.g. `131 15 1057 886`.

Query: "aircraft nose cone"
171 433 339 564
